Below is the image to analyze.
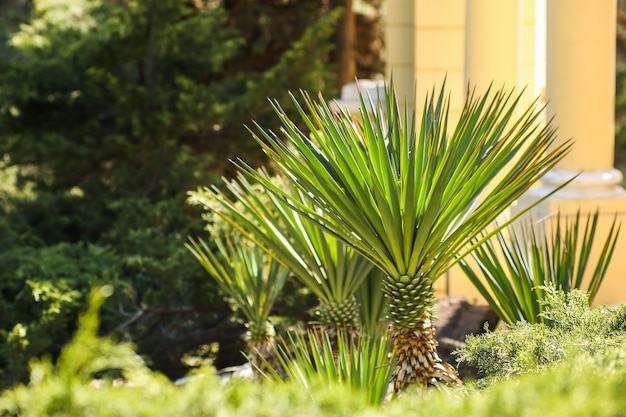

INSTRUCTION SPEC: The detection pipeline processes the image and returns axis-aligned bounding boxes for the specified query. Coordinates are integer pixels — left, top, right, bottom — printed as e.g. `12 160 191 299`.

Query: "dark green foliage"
0 0 29 58
0 194 230 388
0 0 338 198
0 243 108 386
0 0 339 389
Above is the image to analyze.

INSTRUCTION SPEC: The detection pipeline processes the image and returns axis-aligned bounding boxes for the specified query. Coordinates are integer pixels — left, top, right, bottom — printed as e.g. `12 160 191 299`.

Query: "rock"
217 362 255 383
434 296 499 381
174 363 255 386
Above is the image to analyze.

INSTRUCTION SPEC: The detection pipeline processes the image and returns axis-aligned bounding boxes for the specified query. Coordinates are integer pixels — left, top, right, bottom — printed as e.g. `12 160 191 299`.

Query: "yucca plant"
459 211 620 325
186 234 289 372
258 327 393 407
227 81 570 391
190 172 374 332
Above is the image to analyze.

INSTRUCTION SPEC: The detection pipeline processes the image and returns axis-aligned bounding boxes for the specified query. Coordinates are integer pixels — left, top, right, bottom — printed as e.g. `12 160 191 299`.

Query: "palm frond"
190 171 374 328
186 235 288 338
355 268 387 335
236 81 570 289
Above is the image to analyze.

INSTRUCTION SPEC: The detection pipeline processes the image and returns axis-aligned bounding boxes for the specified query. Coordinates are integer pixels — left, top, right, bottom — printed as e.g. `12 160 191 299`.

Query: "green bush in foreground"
458 287 626 384
2 285 626 417
383 350 626 417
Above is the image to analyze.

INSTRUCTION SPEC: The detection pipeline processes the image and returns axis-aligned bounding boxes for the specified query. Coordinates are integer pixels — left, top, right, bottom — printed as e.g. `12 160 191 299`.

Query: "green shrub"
0 287 370 416
457 287 626 384
0 197 237 388
384 349 626 417
0 243 110 388
2 285 626 417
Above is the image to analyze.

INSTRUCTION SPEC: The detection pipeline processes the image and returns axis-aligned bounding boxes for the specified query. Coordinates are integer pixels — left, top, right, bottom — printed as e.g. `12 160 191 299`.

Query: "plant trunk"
246 321 285 377
246 338 284 377
385 275 462 390
389 306 462 391
332 0 356 88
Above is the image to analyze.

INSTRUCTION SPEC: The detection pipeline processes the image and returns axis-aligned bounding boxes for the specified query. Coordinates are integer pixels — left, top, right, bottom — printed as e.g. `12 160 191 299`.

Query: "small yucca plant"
187 234 289 372
460 211 620 325
190 172 374 332
230 81 570 390
258 327 393 407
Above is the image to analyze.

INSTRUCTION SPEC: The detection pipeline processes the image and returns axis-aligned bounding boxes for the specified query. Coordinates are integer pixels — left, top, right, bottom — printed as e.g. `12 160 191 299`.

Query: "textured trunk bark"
390 307 463 391
246 321 284 377
246 337 285 378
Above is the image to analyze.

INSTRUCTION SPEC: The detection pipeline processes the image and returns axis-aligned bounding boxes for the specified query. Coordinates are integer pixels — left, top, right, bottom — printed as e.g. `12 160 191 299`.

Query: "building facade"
384 0 626 305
